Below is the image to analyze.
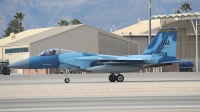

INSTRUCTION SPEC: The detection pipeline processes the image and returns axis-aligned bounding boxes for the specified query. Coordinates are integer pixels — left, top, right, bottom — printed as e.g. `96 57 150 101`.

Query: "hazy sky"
0 0 199 37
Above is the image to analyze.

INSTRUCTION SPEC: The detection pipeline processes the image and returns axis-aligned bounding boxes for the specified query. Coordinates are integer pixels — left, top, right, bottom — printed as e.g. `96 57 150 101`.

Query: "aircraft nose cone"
8 59 29 69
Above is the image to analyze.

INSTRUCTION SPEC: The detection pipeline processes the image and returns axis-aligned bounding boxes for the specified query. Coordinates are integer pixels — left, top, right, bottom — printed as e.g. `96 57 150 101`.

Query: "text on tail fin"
143 29 168 55
152 28 178 61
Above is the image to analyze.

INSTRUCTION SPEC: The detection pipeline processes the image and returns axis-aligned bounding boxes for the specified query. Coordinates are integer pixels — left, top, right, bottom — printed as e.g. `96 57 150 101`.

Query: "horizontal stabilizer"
161 60 181 64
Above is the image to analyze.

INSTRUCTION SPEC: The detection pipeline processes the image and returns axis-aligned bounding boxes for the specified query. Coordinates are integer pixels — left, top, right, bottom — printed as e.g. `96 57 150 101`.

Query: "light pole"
195 18 198 72
148 0 152 45
148 0 152 72
191 18 199 72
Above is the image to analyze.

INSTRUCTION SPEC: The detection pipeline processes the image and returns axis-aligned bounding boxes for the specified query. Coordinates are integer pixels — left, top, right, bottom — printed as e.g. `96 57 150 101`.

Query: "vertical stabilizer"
143 29 167 55
152 28 178 62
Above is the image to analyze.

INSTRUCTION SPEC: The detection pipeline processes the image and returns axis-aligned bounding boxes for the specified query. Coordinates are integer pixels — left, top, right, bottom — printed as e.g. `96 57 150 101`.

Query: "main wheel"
117 74 124 82
109 74 117 82
64 78 70 83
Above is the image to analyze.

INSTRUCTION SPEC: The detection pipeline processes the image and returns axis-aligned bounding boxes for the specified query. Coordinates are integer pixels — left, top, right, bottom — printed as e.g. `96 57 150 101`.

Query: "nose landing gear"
64 78 70 83
64 74 70 83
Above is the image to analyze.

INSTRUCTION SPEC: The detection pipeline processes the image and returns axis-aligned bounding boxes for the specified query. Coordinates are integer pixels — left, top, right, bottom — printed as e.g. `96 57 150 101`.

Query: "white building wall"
0 46 2 62
2 45 30 73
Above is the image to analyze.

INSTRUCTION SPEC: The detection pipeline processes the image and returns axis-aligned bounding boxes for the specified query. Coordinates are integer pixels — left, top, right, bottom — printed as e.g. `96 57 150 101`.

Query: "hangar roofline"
152 12 200 20
2 24 140 46
113 19 160 36
0 27 54 46
4 24 84 46
85 24 140 45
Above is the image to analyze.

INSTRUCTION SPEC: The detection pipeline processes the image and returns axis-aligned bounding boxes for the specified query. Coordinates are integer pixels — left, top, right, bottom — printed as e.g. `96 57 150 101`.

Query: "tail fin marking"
143 29 168 55
152 28 178 63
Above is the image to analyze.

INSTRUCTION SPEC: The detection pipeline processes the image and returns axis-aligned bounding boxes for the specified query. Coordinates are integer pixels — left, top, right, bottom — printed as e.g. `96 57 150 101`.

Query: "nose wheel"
64 74 70 83
64 78 70 83
109 73 124 82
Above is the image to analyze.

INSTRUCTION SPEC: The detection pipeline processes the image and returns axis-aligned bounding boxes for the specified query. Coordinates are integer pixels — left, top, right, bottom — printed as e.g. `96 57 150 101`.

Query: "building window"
5 59 9 62
5 47 29 54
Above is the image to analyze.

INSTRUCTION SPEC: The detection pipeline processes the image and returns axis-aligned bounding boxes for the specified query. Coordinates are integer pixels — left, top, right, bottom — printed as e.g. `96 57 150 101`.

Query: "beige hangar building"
114 12 200 72
0 24 139 74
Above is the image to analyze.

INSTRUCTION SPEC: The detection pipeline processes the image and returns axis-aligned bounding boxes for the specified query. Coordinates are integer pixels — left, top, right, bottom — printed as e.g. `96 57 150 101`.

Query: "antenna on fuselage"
35 69 38 74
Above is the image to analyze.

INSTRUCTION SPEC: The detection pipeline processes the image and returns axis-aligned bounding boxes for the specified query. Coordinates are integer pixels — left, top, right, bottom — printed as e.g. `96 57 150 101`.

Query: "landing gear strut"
109 73 124 82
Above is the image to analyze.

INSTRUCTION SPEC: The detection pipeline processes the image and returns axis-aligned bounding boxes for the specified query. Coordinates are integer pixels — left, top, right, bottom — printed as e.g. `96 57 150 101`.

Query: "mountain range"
0 0 199 38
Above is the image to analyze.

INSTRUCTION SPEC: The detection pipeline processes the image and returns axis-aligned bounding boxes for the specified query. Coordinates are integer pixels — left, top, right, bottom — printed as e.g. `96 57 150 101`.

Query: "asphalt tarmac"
0 95 200 112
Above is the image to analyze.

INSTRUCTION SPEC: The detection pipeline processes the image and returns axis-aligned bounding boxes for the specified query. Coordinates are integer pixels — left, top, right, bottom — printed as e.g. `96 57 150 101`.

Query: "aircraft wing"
76 56 144 61
75 57 146 65
59 57 145 68
99 58 144 61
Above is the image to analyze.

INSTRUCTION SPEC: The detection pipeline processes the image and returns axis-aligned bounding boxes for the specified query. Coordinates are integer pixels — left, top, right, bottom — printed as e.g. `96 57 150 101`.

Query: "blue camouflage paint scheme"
143 31 166 55
29 55 59 68
8 28 180 73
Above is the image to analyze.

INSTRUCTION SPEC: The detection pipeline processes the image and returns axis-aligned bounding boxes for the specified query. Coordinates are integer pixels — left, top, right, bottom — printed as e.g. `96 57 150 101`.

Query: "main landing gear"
109 73 124 82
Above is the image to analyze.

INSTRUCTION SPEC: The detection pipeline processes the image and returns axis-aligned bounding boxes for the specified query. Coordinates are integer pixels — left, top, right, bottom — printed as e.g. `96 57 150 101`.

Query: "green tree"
3 19 21 37
57 19 69 26
180 2 192 13
71 18 82 25
13 12 25 32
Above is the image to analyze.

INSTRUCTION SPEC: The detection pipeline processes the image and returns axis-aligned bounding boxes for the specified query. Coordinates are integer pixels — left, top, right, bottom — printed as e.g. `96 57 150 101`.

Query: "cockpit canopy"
38 48 72 56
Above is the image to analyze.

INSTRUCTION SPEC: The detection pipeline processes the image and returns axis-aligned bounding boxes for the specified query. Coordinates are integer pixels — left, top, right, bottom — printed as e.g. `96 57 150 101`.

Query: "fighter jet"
8 28 180 83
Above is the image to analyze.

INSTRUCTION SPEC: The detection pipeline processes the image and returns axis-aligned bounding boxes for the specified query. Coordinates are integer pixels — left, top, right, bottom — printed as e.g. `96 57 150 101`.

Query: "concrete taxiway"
0 95 200 112
0 72 200 85
0 72 200 111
